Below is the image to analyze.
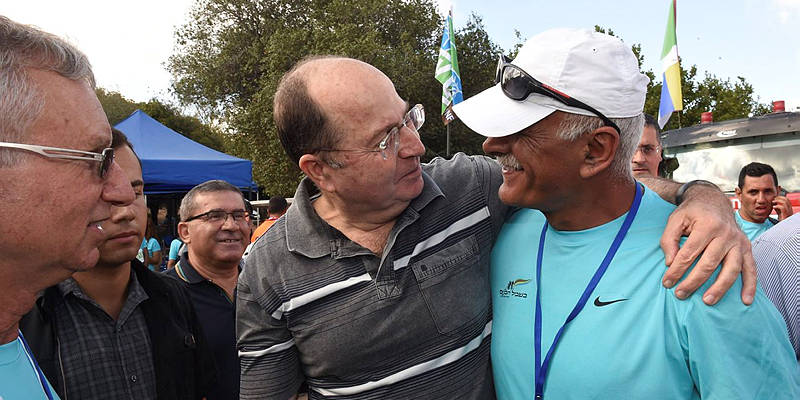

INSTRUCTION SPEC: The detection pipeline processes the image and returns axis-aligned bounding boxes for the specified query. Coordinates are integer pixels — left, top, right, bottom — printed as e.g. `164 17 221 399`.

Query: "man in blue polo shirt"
734 162 793 240
454 28 800 399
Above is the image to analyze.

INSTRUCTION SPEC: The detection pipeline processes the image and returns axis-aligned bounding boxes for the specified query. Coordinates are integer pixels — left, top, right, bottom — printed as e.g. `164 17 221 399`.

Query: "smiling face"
0 70 135 275
482 112 584 211
178 190 249 269
736 174 778 223
96 144 146 267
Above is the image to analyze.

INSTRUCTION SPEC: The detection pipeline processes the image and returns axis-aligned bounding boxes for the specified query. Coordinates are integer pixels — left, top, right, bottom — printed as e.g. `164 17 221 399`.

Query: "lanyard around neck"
533 183 643 399
18 329 55 400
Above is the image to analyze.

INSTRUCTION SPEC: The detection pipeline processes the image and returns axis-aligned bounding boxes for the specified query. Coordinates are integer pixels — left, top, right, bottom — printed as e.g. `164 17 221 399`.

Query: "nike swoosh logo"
594 296 628 307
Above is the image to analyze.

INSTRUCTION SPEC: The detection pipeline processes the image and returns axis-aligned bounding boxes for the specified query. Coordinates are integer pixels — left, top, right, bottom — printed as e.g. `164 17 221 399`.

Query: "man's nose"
398 127 425 158
631 149 645 163
110 202 137 223
102 160 136 207
483 136 512 156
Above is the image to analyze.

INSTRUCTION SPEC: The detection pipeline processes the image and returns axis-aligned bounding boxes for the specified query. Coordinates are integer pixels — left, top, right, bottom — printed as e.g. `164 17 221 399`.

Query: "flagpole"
446 125 450 157
435 7 462 155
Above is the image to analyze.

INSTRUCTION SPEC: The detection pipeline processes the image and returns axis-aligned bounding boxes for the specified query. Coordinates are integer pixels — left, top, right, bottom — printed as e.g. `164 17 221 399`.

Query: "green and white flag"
435 8 463 125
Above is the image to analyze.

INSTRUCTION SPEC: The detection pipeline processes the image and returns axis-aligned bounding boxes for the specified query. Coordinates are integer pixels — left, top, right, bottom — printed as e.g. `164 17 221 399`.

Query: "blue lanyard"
533 183 643 399
18 329 56 400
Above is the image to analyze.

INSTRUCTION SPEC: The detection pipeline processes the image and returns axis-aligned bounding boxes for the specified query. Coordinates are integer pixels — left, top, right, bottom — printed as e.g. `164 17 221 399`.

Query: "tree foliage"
168 5 770 195
647 66 771 130
593 26 768 130
95 88 226 152
168 0 505 196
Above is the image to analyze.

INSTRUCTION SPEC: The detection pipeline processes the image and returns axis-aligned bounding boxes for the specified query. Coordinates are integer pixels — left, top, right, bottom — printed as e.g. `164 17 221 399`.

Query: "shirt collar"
175 246 242 284
175 246 206 284
56 268 149 316
284 168 444 258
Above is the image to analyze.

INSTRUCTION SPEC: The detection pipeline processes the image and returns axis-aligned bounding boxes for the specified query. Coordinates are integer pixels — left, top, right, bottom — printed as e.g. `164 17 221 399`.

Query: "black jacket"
20 260 217 400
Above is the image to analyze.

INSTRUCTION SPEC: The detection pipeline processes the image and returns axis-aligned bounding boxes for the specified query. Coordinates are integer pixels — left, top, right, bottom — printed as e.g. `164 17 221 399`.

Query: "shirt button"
130 375 138 383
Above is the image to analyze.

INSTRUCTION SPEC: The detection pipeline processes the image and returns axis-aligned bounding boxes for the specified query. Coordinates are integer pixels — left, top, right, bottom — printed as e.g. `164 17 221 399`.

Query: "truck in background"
662 102 800 216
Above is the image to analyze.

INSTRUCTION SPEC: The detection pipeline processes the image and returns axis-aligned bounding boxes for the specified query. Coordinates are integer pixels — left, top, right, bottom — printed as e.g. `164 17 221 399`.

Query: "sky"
5 0 799 112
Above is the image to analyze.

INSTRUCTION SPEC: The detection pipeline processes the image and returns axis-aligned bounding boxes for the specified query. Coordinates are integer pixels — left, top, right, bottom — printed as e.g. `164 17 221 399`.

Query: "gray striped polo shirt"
237 153 508 399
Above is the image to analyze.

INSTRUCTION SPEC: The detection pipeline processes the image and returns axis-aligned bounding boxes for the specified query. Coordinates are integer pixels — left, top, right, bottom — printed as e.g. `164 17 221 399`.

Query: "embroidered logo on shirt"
499 278 531 298
593 296 628 307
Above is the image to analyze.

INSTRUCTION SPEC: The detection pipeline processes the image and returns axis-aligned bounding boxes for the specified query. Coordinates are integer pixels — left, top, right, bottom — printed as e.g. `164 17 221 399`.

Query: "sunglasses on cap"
495 54 621 133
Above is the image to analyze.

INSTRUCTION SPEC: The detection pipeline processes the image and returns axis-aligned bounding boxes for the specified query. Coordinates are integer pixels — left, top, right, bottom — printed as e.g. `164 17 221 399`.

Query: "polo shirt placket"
167 252 239 400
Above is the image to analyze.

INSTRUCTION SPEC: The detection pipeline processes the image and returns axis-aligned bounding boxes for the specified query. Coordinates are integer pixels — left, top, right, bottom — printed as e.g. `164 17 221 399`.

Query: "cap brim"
452 84 556 138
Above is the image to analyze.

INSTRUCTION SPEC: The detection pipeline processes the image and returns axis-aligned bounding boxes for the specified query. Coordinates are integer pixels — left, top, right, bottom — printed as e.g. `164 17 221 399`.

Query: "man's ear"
734 187 742 199
177 222 190 243
579 126 619 179
299 153 335 193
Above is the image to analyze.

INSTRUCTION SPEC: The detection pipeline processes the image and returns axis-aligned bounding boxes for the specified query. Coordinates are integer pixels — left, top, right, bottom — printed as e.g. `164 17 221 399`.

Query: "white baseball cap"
453 28 649 137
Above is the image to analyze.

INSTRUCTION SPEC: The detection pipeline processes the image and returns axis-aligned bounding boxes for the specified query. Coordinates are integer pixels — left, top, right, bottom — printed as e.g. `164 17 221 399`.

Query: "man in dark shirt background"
168 179 250 400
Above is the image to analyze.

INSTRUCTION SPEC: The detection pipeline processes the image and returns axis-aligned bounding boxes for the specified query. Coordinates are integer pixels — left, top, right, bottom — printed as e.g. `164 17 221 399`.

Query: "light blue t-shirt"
140 238 162 271
168 238 183 261
491 187 800 400
0 336 60 400
734 210 776 241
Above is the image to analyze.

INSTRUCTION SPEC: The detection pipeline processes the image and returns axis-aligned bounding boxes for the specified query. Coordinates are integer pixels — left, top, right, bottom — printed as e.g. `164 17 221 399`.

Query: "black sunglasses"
495 54 621 133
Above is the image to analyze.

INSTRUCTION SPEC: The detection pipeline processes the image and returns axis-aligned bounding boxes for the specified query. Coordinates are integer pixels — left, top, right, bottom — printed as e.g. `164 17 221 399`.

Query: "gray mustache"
496 154 522 170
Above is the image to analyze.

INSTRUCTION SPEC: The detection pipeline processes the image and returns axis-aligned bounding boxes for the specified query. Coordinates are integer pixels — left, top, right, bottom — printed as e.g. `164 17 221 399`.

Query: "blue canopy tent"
114 110 256 194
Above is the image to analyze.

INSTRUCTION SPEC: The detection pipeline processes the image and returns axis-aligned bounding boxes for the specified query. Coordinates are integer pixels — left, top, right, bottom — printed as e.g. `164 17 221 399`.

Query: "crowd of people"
1 15 799 400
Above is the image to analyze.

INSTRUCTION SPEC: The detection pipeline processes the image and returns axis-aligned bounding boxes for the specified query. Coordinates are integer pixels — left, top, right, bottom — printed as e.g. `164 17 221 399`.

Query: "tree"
648 66 772 130
95 88 227 153
168 0 501 196
96 88 140 125
426 14 503 158
593 26 768 129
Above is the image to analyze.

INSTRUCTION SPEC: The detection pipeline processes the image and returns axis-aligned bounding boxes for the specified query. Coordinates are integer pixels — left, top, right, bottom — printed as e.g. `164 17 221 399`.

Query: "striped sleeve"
753 233 800 359
236 270 304 399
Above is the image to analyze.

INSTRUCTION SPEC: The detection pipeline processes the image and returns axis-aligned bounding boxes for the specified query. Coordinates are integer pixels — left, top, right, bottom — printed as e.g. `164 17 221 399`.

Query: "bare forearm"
638 176 681 203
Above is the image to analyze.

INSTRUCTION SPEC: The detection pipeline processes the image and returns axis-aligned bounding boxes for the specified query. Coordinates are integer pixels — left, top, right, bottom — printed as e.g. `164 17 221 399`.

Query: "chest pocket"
410 235 490 335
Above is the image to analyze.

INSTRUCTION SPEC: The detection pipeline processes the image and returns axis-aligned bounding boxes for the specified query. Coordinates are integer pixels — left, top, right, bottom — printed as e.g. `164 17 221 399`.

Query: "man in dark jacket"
20 129 216 399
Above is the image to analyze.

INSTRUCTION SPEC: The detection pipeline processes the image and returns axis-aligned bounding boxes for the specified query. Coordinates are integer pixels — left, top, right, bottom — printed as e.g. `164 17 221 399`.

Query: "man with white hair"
0 15 135 398
238 52 758 399
454 28 799 399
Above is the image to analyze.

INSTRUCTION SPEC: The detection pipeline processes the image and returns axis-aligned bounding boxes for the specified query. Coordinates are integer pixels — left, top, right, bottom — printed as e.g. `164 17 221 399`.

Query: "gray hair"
557 113 644 180
179 180 245 221
0 16 96 165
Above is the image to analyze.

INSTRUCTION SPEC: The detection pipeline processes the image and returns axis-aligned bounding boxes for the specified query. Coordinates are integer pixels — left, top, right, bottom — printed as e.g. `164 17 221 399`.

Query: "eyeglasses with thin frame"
635 144 661 156
316 104 425 160
184 209 250 224
495 55 621 134
0 141 114 178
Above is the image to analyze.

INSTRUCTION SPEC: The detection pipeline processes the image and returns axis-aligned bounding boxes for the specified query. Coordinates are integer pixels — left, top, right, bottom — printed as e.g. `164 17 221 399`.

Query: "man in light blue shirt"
454 28 800 399
167 238 183 269
734 162 793 240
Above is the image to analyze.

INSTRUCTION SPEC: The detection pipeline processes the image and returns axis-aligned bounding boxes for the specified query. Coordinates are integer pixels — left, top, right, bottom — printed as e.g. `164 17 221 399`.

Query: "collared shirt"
753 212 800 359
54 271 156 400
166 249 239 400
735 210 777 241
237 153 509 400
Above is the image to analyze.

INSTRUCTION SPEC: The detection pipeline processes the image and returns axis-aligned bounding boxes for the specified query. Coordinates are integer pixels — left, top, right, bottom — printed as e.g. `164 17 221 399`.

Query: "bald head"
274 56 402 165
